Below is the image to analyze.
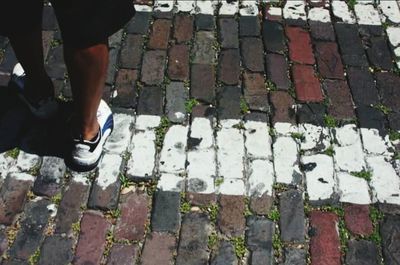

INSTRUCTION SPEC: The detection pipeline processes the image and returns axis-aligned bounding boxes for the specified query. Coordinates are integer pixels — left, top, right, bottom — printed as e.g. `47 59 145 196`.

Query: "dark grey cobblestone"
335 23 368 67
356 105 387 135
126 12 151 34
45 45 66 80
246 216 274 252
195 14 215 31
119 34 144 70
33 156 66 197
0 45 17 73
217 86 242 119
240 16 260 37
310 21 335 41
38 235 74 265
42 6 58 31
219 18 239 49
137 86 164 115
284 248 306 265
262 21 285 54
366 37 393 71
192 31 215 64
210 240 237 265
380 215 400 265
346 239 379 265
241 38 264 72
175 212 211 265
151 191 181 233
279 190 305 243
166 82 188 123
191 64 215 104
347 67 379 107
297 103 326 126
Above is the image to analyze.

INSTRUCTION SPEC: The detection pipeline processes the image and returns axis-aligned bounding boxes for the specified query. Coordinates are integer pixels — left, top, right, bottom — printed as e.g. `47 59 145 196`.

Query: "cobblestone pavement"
0 0 400 264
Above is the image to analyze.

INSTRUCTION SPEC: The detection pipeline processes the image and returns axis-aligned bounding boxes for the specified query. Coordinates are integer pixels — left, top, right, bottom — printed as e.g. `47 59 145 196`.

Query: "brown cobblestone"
113 69 138 108
174 14 194 43
344 204 373 237
218 49 240 85
315 42 345 80
323 80 355 120
191 64 215 103
266 53 290 90
286 27 315 65
140 232 176 265
218 195 246 237
270 91 296 124
141 50 167 85
168 44 189 81
148 19 172 50
120 34 144 69
107 244 138 265
241 38 264 72
293 64 323 102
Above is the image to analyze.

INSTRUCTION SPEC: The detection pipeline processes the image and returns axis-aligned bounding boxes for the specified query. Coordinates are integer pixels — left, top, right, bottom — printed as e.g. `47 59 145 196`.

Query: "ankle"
80 122 100 141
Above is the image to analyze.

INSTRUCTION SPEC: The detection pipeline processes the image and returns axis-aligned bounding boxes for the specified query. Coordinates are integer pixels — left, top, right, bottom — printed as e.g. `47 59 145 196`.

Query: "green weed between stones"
71 221 81 236
29 248 41 265
350 170 372 182
324 115 337 128
103 230 114 258
201 203 219 223
230 236 246 259
119 173 134 189
389 130 400 142
267 207 280 222
28 164 41 176
273 183 288 193
232 121 246 130
347 0 357 9
373 104 392 115
5 147 19 159
394 152 400 160
106 208 121 220
244 198 253 217
155 116 171 151
272 233 284 259
240 97 250 114
180 192 191 214
324 145 335 157
215 177 224 187
290 132 305 142
266 80 277 91
51 193 62 205
208 232 219 250
367 206 384 245
185 98 199 113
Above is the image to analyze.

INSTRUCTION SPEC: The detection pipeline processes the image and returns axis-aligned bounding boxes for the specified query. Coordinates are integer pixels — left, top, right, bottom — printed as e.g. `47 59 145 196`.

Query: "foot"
67 99 114 172
10 63 58 119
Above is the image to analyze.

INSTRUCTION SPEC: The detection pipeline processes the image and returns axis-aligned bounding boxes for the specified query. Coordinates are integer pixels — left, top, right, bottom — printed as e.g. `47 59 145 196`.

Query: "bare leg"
8 27 54 102
63 40 108 141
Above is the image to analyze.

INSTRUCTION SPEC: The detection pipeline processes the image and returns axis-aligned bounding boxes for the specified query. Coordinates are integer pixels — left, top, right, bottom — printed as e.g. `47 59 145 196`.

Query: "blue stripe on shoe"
102 114 114 135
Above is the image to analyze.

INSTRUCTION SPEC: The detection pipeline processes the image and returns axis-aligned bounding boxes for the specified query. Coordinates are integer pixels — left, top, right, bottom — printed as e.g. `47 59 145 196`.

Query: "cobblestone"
280 190 305 242
241 38 264 72
141 232 176 265
107 244 138 265
168 44 190 81
119 34 143 70
218 49 240 85
219 18 239 49
38 235 74 265
218 195 246 237
151 191 181 233
346 239 380 265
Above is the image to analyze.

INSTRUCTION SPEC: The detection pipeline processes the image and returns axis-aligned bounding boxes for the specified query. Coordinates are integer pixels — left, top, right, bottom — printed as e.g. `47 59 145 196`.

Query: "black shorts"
0 0 135 48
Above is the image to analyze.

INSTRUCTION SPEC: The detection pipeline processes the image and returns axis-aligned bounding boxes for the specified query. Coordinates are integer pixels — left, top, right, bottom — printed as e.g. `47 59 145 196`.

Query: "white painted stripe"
190 118 214 150
273 136 301 184
8 172 35 182
239 0 259 16
195 0 217 15
333 124 366 173
360 128 393 157
103 113 134 155
157 173 185 191
337 172 371 204
127 131 157 179
266 6 282 18
176 0 196 13
96 153 122 190
134 4 154 12
283 0 307 21
244 121 272 160
216 120 245 180
308 7 331 23
0 153 16 178
247 159 274 197
14 151 40 173
217 178 246 195
187 150 217 193
379 1 400 24
154 0 175 12
354 4 382 25
219 0 239 16
302 154 335 202
332 0 356 24
134 115 161 131
274 122 298 136
159 125 189 174
387 26 400 47
367 156 400 204
298 124 331 153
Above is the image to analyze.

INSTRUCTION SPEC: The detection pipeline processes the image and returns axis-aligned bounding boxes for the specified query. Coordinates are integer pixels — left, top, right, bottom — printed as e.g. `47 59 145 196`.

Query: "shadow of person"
0 83 74 160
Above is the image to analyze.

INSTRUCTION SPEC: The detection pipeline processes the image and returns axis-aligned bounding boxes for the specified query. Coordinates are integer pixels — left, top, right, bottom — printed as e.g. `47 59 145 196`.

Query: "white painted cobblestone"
247 160 274 197
195 0 216 15
387 26 400 47
127 131 157 179
9 172 35 182
266 7 282 18
360 128 393 157
354 4 382 25
134 115 161 130
239 0 259 16
217 178 246 196
216 123 245 180
157 173 185 191
308 7 331 23
14 151 40 173
244 121 272 160
302 154 335 202
379 1 400 24
190 118 214 150
298 124 330 152
337 172 371 204
332 124 366 172
0 153 15 179
159 125 189 174
187 150 216 194
273 136 302 184
274 122 298 136
219 0 239 16
96 153 122 190
283 1 307 21
176 0 195 13
103 113 134 155
134 5 153 12
367 156 400 204
154 0 175 13
331 0 356 23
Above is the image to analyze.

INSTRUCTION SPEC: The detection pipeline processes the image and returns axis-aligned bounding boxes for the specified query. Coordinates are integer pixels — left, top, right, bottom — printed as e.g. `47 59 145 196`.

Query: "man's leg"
8 27 54 102
63 40 108 141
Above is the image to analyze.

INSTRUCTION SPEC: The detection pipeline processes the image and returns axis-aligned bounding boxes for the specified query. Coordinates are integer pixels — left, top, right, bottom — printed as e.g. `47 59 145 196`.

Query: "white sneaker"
11 63 59 119
68 100 114 171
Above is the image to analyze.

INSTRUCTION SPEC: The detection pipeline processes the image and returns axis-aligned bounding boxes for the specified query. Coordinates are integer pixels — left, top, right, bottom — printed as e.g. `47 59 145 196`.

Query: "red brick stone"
219 49 240 85
114 191 149 241
168 44 189 81
107 244 138 265
218 195 246 237
148 19 171 50
0 174 33 225
309 211 341 265
174 14 194 43
140 232 176 265
286 27 315 65
292 64 323 102
73 211 111 265
315 42 344 80
323 80 355 120
344 204 373 237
